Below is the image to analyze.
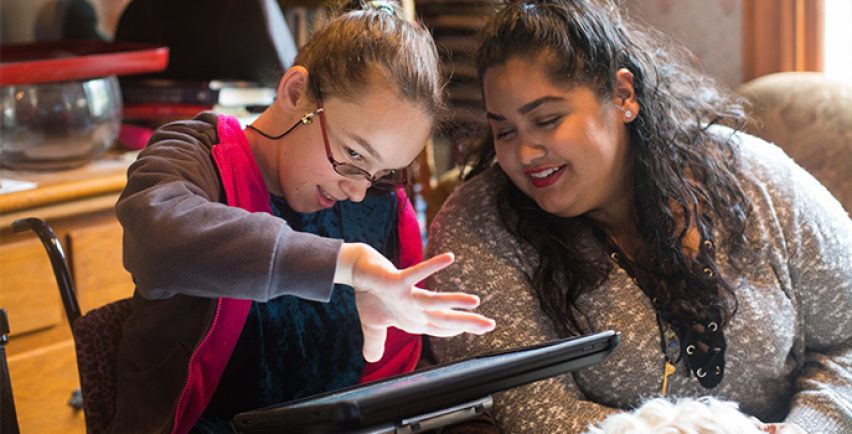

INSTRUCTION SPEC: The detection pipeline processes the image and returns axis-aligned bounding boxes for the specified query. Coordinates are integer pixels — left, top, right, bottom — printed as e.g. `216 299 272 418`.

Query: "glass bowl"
0 76 122 170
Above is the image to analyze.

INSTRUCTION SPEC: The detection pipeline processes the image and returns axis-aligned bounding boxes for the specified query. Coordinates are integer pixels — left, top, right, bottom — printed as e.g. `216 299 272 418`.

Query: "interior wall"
0 0 130 43
625 0 743 88
3 0 745 88
0 0 54 43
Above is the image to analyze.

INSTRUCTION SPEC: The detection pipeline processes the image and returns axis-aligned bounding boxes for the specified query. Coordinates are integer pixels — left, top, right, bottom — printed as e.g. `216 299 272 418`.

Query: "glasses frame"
313 96 408 191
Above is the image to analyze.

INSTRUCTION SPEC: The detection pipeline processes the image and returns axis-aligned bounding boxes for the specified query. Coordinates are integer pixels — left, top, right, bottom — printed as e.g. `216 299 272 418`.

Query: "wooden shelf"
0 152 134 229
0 152 137 434
0 152 133 211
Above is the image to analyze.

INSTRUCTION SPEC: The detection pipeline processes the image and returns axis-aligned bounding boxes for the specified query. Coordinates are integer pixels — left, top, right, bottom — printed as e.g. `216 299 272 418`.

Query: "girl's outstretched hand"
335 242 496 362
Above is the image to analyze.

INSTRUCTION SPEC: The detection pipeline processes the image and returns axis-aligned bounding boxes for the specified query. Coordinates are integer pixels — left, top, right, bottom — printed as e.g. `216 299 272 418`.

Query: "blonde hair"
293 1 444 119
584 397 762 434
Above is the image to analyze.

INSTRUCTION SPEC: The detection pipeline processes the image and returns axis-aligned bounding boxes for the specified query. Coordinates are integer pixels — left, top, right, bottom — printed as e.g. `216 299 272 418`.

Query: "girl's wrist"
334 242 365 288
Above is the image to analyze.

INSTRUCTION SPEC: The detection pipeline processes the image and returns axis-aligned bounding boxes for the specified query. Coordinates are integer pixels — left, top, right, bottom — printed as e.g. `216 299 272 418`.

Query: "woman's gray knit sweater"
426 131 852 433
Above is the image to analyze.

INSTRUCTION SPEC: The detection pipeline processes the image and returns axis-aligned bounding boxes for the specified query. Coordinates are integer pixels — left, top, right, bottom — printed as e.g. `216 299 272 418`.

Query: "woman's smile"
525 164 567 188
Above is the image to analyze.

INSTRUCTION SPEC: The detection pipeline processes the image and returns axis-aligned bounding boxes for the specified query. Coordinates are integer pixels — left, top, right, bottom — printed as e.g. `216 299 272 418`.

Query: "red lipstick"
525 165 566 188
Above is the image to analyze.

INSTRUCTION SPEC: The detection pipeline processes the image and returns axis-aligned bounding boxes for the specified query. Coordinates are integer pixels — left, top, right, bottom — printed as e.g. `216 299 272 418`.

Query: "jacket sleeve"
115 114 342 302
778 152 852 432
425 178 618 433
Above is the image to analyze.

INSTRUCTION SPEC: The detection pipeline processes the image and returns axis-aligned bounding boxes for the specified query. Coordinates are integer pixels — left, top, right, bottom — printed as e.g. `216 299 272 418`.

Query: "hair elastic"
366 0 396 15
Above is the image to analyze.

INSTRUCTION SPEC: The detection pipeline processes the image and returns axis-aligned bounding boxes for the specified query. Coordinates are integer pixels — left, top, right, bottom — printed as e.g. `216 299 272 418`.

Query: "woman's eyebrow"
518 96 566 114
486 95 567 121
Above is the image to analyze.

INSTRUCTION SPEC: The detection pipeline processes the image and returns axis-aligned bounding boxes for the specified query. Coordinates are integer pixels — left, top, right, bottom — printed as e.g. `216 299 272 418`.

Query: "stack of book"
120 79 276 126
416 0 502 163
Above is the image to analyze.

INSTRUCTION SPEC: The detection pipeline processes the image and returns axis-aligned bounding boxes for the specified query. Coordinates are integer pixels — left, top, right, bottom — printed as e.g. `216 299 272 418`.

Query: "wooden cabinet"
0 155 135 434
6 341 81 433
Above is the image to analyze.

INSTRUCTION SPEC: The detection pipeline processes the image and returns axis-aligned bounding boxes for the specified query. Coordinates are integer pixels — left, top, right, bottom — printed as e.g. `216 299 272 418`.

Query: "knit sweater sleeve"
116 112 341 302
426 169 618 433
758 140 852 432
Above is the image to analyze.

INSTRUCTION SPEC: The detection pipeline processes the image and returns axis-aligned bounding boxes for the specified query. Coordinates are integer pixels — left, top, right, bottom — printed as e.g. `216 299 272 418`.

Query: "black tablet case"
232 330 620 434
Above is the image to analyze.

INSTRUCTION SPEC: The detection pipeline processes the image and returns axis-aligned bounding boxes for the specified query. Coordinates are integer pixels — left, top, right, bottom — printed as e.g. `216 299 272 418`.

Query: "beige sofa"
737 72 852 213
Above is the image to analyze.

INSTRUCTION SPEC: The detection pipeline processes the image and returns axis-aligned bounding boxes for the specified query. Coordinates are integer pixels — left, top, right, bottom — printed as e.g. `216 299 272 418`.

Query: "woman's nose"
341 177 371 202
518 138 546 165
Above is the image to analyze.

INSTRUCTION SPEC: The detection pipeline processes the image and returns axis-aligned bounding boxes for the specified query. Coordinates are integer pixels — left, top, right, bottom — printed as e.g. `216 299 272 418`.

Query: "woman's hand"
336 243 496 362
751 418 808 434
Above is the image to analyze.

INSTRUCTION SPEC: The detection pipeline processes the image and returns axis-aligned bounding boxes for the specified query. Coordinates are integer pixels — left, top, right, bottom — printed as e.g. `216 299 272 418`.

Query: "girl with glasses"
427 1 851 433
112 2 495 432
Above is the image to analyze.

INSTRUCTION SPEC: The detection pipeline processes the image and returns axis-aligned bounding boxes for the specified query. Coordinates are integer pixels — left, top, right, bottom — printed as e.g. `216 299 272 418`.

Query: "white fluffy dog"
584 397 763 434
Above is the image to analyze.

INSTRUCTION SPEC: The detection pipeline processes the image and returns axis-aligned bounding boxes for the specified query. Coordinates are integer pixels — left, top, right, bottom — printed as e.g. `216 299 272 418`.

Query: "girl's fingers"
417 322 468 337
422 309 496 334
400 252 455 285
411 288 481 309
361 323 388 363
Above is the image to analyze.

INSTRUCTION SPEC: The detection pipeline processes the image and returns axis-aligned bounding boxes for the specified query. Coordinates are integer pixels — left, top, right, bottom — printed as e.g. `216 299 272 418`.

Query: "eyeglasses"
246 88 409 190
314 99 408 190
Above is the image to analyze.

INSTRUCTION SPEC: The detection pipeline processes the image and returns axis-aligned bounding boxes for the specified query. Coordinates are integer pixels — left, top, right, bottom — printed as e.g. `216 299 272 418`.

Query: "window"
823 0 852 80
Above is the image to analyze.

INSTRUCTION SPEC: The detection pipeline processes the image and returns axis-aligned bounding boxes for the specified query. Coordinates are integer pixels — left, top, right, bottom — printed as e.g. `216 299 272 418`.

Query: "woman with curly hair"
426 1 852 433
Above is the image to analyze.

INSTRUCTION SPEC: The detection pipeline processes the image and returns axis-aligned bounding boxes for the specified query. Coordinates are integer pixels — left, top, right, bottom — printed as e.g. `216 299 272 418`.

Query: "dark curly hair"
465 0 752 336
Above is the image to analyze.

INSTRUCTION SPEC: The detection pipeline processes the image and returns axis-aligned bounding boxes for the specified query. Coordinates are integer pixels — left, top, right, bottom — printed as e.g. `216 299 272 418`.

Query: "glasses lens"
333 163 408 190
335 164 370 179
371 169 408 190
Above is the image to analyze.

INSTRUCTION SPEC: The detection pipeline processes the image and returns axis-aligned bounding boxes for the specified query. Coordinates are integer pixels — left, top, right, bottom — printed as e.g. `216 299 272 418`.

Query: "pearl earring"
624 110 633 119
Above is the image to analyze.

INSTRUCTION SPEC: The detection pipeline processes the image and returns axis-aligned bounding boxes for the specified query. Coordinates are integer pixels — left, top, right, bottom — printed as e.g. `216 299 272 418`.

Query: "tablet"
232 330 620 434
